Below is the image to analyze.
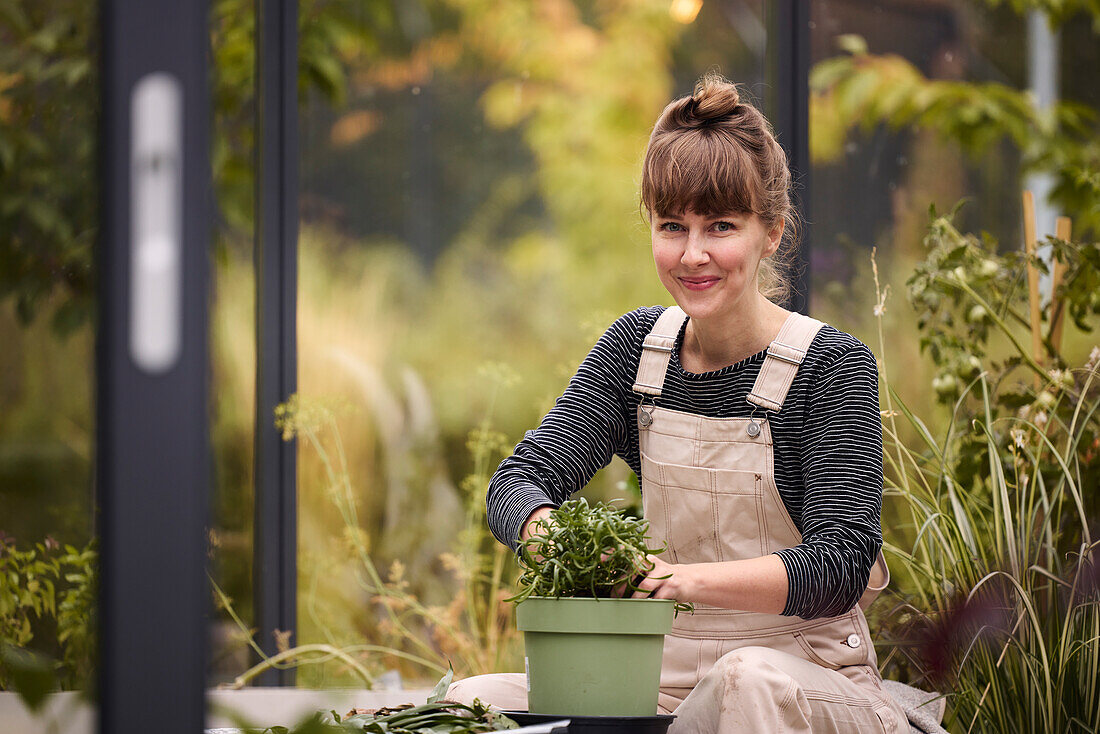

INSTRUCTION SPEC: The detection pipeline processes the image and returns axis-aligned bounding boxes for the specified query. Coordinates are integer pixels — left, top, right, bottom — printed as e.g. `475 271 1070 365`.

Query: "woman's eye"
660 222 684 232
713 221 735 232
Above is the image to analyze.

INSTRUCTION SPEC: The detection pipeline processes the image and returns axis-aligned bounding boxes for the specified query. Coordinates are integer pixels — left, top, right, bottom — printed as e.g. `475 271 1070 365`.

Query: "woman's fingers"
521 506 555 544
609 553 685 600
630 555 678 599
630 575 664 598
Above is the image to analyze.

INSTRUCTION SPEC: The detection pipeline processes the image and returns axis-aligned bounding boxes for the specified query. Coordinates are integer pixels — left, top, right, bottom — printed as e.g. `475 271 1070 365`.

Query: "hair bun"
667 73 742 128
691 74 740 117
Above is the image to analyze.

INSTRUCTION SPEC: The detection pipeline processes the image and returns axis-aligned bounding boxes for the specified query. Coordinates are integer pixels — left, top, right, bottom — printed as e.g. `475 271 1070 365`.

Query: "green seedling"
509 498 691 613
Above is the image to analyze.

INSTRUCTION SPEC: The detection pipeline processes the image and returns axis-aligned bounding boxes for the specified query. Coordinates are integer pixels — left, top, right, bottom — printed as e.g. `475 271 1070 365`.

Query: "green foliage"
325 701 517 733
810 35 1100 236
213 0 409 232
511 498 673 605
233 671 519 733
0 0 383 331
286 674 518 733
880 377 1099 732
0 537 96 691
439 0 682 310
980 0 1100 26
53 542 95 687
0 644 56 712
327 702 517 733
813 23 1100 725
0 0 96 334
903 207 1099 510
215 392 522 687
872 213 1100 732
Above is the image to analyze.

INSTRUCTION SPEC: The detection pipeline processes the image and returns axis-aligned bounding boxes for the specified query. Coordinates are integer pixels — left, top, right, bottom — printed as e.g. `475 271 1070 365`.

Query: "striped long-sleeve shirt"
486 306 885 620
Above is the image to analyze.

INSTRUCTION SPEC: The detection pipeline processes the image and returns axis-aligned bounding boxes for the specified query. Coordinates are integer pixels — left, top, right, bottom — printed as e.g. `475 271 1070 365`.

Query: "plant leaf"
0 644 57 712
427 667 454 704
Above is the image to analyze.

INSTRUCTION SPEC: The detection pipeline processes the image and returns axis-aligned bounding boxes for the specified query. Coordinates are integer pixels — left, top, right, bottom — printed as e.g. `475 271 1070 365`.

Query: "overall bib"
634 306 904 732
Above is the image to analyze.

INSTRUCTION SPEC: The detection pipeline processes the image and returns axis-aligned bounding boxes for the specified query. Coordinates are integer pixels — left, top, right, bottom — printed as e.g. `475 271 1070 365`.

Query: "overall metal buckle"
638 395 656 428
746 404 763 438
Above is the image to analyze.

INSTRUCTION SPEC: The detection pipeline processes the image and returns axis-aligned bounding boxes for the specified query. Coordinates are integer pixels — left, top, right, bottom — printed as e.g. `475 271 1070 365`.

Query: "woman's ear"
765 219 784 257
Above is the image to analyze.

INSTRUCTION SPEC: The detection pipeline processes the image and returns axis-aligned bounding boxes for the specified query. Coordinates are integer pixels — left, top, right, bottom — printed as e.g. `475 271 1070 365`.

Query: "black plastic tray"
501 711 675 734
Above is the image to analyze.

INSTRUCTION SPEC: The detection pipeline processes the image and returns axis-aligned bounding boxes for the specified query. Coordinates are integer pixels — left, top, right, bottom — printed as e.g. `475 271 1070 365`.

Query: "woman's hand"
629 554 692 601
521 506 555 542
518 506 556 564
626 555 789 613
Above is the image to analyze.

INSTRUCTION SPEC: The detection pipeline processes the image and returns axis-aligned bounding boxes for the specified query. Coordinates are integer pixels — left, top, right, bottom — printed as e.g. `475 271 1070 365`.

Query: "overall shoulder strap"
747 312 826 413
632 306 688 397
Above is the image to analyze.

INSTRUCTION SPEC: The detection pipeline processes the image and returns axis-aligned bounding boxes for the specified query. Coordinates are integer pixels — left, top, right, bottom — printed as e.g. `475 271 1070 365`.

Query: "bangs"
641 128 762 219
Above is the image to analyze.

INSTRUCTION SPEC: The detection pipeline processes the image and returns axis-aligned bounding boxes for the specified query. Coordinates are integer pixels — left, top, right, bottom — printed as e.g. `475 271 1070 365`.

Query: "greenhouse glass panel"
1 0 100 729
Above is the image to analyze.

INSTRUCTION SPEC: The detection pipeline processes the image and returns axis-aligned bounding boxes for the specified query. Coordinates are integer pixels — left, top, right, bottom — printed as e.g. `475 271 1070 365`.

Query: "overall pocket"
792 615 871 670
641 453 762 564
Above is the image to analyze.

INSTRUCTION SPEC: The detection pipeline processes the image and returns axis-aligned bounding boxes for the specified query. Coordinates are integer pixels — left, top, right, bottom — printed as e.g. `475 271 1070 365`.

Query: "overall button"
846 633 861 648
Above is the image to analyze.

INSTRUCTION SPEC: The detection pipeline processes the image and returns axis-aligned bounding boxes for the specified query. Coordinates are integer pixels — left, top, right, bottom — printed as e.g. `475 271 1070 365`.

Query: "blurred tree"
810 5 1100 237
420 0 688 313
982 0 1100 24
0 0 97 336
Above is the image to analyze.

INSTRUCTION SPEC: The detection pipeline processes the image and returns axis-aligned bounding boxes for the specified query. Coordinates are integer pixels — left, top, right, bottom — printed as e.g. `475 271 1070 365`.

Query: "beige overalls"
449 307 907 732
634 307 905 732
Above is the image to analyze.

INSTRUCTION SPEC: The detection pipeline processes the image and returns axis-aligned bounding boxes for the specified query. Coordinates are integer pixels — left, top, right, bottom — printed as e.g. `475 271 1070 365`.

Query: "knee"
446 675 488 706
672 647 811 731
709 646 796 697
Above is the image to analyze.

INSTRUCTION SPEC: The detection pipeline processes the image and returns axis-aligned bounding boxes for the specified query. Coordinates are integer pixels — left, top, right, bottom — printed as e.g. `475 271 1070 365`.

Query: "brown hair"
641 73 799 304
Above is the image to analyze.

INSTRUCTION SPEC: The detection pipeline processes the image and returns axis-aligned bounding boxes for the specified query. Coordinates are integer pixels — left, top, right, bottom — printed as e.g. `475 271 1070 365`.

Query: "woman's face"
651 209 782 323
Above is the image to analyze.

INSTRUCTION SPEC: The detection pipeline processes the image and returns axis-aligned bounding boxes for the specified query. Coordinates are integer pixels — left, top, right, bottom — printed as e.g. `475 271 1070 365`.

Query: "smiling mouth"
679 276 720 291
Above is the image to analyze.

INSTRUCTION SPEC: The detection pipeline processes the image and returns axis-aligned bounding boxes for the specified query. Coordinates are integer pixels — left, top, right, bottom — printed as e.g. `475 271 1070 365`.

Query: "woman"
449 75 908 733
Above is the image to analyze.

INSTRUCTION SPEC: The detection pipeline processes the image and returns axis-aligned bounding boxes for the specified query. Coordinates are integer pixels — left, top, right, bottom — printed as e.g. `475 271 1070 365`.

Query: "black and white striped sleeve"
773 343 884 619
485 310 649 549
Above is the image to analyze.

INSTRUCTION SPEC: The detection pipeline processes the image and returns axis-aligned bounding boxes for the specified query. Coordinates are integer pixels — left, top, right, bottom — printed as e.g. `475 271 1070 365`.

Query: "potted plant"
509 498 687 718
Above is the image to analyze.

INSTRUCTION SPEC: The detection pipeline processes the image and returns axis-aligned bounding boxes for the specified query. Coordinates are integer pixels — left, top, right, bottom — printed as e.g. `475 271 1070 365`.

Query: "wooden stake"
1022 191 1043 385
1050 216 1071 356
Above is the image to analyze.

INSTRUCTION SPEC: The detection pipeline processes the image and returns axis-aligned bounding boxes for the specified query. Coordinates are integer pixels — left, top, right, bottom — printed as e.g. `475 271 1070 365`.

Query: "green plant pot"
516 596 675 716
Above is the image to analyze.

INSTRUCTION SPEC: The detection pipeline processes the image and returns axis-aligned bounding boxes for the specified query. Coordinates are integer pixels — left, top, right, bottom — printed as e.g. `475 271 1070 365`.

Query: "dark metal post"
98 0 210 731
767 0 812 314
253 0 299 686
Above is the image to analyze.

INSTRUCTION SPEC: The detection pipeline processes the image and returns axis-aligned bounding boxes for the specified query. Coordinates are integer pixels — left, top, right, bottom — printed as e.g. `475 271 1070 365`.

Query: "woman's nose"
682 233 709 265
